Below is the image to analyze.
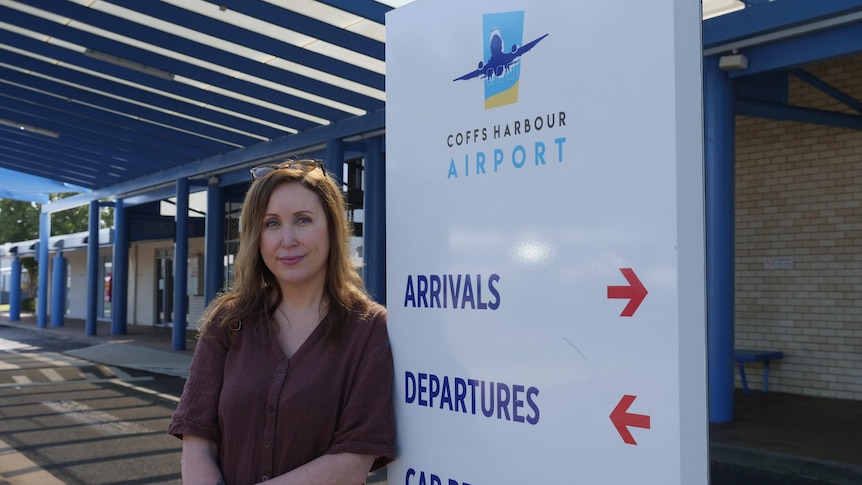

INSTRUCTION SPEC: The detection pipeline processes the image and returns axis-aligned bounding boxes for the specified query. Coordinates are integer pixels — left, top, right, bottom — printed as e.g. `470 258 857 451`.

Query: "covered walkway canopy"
1 1 861 205
0 0 395 206
3 0 862 424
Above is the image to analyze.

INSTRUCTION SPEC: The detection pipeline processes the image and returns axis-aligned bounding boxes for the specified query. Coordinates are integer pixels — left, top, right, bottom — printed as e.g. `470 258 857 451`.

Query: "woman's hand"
261 452 375 485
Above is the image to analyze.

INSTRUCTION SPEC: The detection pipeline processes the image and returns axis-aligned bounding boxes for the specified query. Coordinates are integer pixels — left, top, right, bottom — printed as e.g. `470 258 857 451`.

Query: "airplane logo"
454 30 548 82
453 11 548 109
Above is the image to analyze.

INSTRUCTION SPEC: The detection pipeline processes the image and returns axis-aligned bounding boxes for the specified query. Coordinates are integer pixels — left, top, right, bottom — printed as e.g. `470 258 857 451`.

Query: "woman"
168 159 395 484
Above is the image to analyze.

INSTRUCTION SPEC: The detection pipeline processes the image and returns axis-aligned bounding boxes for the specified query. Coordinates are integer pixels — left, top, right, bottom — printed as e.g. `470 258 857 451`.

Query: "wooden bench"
735 349 784 395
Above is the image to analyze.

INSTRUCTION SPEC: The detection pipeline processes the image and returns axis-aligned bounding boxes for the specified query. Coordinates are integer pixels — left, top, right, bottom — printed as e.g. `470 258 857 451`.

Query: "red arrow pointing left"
610 394 651 445
607 268 648 317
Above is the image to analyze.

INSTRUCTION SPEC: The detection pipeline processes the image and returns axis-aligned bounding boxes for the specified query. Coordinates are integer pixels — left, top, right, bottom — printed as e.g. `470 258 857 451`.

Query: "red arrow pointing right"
610 394 651 445
607 268 648 317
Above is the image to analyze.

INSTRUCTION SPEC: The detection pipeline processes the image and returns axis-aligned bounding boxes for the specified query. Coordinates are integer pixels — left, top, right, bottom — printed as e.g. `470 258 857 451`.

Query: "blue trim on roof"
0 83 221 158
735 98 862 131
316 0 392 24
111 0 386 96
0 41 285 143
0 29 321 137
0 96 207 166
45 109 386 212
791 68 862 113
0 136 144 189
204 0 385 61
21 0 382 119
0 0 859 205
726 20 862 78
0 66 254 149
3 4 353 128
703 0 862 50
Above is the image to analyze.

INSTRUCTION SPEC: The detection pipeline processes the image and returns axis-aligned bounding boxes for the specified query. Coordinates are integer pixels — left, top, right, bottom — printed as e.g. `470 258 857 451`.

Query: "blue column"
704 56 736 424
50 251 66 327
364 136 386 304
204 179 225 304
326 138 344 188
37 211 50 328
9 256 21 320
86 200 100 335
111 199 129 335
173 177 190 351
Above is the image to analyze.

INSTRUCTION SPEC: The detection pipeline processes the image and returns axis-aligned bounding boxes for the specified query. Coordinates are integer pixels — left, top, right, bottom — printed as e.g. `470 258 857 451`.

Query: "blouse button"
277 373 284 379
268 405 274 413
264 440 271 448
261 476 269 481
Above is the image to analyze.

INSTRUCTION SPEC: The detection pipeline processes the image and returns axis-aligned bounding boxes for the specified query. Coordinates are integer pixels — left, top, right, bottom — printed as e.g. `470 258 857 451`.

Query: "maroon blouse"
168 303 395 484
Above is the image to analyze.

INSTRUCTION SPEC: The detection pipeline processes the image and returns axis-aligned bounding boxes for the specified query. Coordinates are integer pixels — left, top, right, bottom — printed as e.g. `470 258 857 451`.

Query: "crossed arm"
180 434 375 485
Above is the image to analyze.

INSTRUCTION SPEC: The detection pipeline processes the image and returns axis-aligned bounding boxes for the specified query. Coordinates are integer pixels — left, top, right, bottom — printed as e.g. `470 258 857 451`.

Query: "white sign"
386 1 707 483
763 256 794 269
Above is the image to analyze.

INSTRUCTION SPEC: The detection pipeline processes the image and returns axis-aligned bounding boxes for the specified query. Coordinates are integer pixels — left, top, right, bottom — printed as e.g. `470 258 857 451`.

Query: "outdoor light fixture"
719 53 749 71
84 49 175 81
0 117 60 138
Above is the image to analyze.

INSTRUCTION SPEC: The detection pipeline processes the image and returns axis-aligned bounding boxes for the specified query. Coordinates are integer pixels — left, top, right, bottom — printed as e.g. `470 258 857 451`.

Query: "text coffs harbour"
445 111 568 179
445 111 567 147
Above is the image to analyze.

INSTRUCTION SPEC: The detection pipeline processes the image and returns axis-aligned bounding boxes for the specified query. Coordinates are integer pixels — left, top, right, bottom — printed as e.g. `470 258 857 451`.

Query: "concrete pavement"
2 314 862 484
64 341 192 378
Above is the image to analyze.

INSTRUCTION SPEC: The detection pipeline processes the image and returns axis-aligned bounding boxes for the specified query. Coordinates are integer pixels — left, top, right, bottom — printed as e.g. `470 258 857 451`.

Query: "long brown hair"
199 161 371 340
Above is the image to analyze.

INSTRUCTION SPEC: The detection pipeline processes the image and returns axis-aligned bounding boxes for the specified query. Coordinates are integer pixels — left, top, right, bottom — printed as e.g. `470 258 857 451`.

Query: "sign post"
386 0 707 483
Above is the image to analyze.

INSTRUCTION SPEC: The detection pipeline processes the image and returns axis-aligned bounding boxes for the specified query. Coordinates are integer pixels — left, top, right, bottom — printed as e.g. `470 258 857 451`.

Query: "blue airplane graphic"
454 29 548 82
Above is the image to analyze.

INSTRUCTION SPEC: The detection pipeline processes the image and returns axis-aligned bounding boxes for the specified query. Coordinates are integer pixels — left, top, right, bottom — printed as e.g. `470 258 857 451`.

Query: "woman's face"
259 182 330 293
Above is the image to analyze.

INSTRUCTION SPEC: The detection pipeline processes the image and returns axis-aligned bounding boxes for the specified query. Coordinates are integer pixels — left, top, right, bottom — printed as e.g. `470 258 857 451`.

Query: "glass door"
156 249 173 325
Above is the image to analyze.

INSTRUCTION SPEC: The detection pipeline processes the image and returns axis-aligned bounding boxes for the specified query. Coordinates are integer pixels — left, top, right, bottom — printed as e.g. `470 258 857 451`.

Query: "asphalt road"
0 327 184 485
0 326 840 485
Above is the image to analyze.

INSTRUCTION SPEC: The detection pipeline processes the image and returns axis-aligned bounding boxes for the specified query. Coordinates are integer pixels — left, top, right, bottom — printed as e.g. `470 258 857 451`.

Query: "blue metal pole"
37 211 50 328
111 199 129 335
86 200 100 335
326 138 344 188
50 251 66 327
704 55 736 424
204 180 225 304
173 177 190 351
364 136 386 304
9 256 21 320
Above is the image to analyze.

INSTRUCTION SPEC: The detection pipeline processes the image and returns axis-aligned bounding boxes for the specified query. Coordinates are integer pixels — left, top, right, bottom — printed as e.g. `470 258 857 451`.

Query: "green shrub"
21 298 36 312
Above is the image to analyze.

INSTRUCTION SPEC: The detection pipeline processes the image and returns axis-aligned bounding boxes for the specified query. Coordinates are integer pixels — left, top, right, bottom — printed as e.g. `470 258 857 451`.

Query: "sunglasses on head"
249 159 325 179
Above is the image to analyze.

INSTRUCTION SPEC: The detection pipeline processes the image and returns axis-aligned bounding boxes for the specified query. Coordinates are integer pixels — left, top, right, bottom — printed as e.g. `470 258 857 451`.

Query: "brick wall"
734 54 862 399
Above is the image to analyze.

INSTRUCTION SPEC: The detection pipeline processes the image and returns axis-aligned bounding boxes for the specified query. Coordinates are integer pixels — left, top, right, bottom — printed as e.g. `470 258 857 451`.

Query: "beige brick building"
734 53 862 400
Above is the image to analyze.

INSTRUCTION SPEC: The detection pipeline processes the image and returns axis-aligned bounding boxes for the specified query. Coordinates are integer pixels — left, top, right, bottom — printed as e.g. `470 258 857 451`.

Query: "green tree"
50 193 114 235
0 198 41 294
0 198 40 241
